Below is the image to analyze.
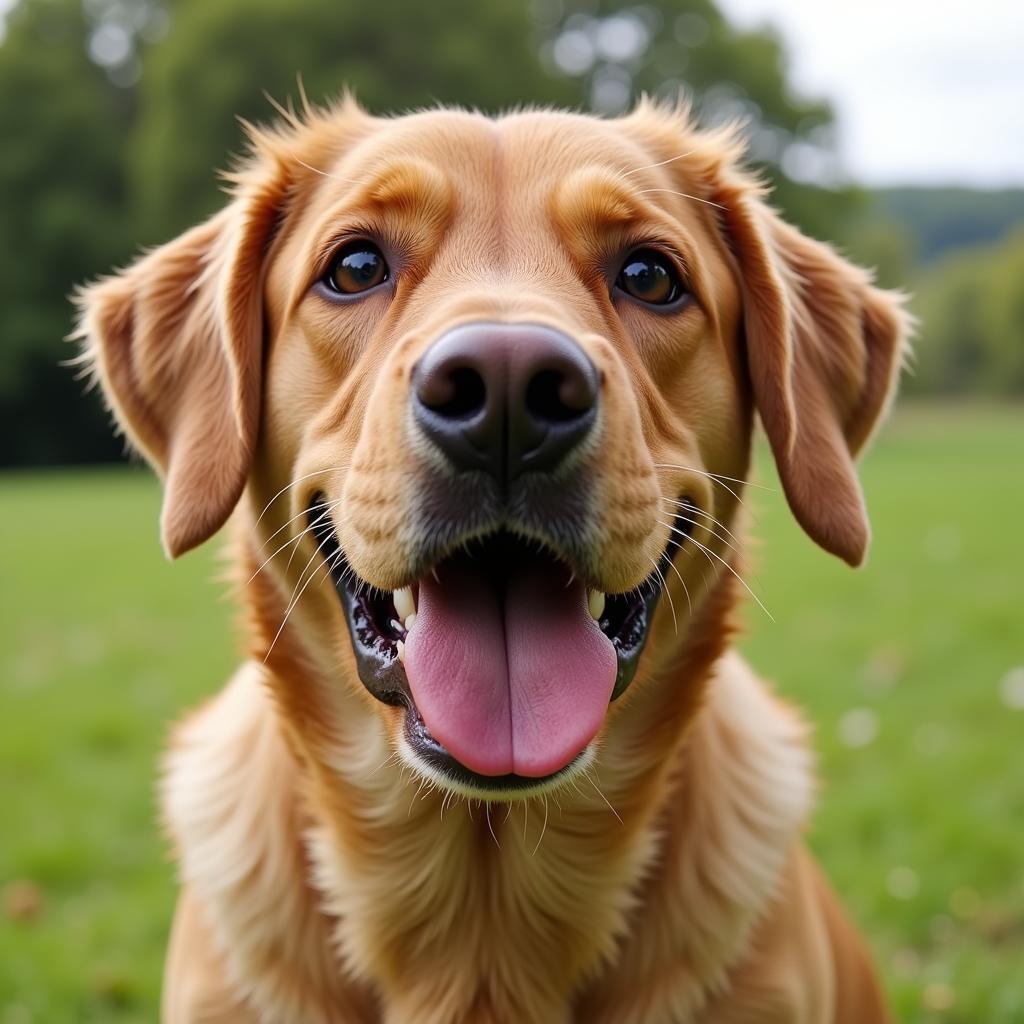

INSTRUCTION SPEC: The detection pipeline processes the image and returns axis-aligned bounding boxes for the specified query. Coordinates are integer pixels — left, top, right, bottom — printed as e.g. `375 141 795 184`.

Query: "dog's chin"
397 703 597 802
305 493 694 799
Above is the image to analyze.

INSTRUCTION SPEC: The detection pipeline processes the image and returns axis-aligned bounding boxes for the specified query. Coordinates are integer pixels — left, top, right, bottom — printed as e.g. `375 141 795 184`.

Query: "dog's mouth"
307 494 693 792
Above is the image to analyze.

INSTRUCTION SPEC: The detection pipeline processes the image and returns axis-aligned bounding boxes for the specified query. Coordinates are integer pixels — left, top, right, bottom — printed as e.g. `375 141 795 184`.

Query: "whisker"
485 803 500 849
653 462 776 493
256 497 344 556
263 556 333 661
619 148 696 178
660 537 693 617
263 528 339 660
408 779 426 818
246 505 348 587
282 504 357 578
531 795 550 857
660 498 743 547
658 511 740 558
315 548 346 594
253 468 339 527
285 505 347 575
368 750 400 778
634 188 725 211
655 465 744 508
293 155 368 186
648 556 678 636
585 771 623 825
687 533 774 622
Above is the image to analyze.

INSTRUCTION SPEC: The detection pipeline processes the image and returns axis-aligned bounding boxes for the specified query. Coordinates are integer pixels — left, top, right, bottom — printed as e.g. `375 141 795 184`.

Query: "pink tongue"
404 557 617 777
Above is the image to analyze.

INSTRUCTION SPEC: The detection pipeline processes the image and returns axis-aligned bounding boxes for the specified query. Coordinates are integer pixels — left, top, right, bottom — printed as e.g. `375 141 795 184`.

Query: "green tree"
537 0 862 241
132 0 576 243
0 0 132 464
909 228 1024 395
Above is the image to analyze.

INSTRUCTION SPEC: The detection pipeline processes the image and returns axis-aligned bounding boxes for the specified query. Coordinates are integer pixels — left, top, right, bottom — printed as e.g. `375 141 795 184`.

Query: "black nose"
411 322 599 482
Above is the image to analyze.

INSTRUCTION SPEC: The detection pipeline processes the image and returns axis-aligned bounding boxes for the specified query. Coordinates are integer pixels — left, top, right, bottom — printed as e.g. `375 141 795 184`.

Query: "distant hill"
871 186 1024 264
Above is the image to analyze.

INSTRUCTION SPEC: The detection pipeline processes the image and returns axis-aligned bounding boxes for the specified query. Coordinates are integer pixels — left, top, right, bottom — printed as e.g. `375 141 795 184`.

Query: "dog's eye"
616 249 684 306
324 242 389 295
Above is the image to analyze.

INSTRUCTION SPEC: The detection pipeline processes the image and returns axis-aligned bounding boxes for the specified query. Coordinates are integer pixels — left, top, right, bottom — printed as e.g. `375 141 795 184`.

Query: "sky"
718 0 1024 187
1 0 1021 187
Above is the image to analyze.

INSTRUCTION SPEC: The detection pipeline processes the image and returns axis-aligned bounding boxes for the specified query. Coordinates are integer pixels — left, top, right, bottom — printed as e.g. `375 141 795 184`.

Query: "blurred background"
0 0 1020 1020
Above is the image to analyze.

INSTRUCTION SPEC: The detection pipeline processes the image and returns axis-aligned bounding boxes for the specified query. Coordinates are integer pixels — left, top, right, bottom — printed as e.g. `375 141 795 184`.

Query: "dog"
77 97 908 1022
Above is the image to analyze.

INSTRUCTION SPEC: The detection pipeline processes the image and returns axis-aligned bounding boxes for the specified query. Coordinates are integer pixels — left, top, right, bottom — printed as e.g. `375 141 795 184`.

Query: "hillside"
871 186 1024 264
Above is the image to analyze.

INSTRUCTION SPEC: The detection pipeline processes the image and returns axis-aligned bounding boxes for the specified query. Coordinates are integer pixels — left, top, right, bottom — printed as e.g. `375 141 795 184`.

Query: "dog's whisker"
653 462 776 493
660 514 768 596
246 527 310 586
280 505 359 580
256 497 345 558
634 187 725 211
407 785 421 819
585 771 623 825
485 803 501 848
263 530 339 660
285 507 349 575
660 537 694 617
658 513 741 559
292 154 369 187
254 468 340 527
618 148 697 178
687 534 774 622
263 555 334 661
653 464 747 508
368 750 401 778
531 795 550 857
660 498 743 547
648 556 678 636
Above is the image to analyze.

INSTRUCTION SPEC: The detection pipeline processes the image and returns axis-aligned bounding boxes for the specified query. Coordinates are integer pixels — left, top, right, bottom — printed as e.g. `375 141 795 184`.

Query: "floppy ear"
717 173 911 566
76 163 287 558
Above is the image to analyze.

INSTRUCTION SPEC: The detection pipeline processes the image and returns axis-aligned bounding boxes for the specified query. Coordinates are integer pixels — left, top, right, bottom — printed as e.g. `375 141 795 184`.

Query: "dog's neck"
189 550 810 1022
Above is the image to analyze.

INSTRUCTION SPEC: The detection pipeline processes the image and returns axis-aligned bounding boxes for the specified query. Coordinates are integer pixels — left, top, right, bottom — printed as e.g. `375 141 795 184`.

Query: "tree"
0 0 132 464
131 0 576 244
908 228 1024 395
536 0 862 241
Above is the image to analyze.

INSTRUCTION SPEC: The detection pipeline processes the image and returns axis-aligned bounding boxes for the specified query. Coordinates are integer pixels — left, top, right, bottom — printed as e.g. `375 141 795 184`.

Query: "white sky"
718 0 1024 187
2 0 1021 186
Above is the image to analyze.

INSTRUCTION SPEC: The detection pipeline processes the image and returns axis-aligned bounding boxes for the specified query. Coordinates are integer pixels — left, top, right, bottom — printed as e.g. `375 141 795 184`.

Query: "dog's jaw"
304 493 703 797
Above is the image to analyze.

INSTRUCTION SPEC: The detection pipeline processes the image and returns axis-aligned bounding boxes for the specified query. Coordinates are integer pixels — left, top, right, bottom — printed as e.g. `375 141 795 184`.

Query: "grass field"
1 404 1022 1022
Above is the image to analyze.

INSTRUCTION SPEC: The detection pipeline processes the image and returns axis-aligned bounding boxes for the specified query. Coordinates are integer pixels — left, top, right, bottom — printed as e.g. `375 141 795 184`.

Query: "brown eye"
616 249 684 305
324 242 389 295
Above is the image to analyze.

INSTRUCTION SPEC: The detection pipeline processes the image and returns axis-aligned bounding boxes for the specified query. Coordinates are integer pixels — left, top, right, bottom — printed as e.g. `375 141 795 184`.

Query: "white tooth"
404 612 418 633
390 619 403 634
588 590 606 621
394 587 415 623
396 639 406 663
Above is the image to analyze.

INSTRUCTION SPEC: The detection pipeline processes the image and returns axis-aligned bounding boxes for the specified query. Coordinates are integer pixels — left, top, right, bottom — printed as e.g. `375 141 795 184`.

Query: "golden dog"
78 97 908 1022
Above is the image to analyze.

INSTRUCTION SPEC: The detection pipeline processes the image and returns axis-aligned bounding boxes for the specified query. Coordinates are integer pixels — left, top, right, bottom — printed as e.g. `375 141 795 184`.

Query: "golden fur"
78 98 908 1022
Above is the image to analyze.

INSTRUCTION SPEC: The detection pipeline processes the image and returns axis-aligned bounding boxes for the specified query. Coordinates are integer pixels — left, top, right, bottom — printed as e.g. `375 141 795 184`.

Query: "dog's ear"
715 170 910 566
76 158 288 559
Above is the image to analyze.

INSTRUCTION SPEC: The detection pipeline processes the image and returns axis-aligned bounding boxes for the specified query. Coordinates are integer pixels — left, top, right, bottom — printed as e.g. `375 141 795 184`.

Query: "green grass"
2 404 1022 1022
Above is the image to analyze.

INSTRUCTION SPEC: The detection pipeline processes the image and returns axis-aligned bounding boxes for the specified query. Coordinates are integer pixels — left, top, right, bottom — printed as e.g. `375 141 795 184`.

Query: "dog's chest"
306 800 659 1024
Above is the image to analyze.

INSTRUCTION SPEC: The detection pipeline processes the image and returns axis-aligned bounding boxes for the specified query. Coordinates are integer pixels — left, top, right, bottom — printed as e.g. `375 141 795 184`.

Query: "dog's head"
78 100 908 797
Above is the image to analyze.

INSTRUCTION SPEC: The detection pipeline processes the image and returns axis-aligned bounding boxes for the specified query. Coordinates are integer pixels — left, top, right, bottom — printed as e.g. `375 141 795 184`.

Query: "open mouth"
307 494 693 792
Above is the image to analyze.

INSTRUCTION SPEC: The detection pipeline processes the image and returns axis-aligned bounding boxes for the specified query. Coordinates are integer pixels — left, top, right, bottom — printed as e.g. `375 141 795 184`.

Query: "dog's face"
80 101 907 798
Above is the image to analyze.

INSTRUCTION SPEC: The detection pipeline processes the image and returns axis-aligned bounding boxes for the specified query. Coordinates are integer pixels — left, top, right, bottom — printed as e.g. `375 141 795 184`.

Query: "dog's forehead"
320 109 671 223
